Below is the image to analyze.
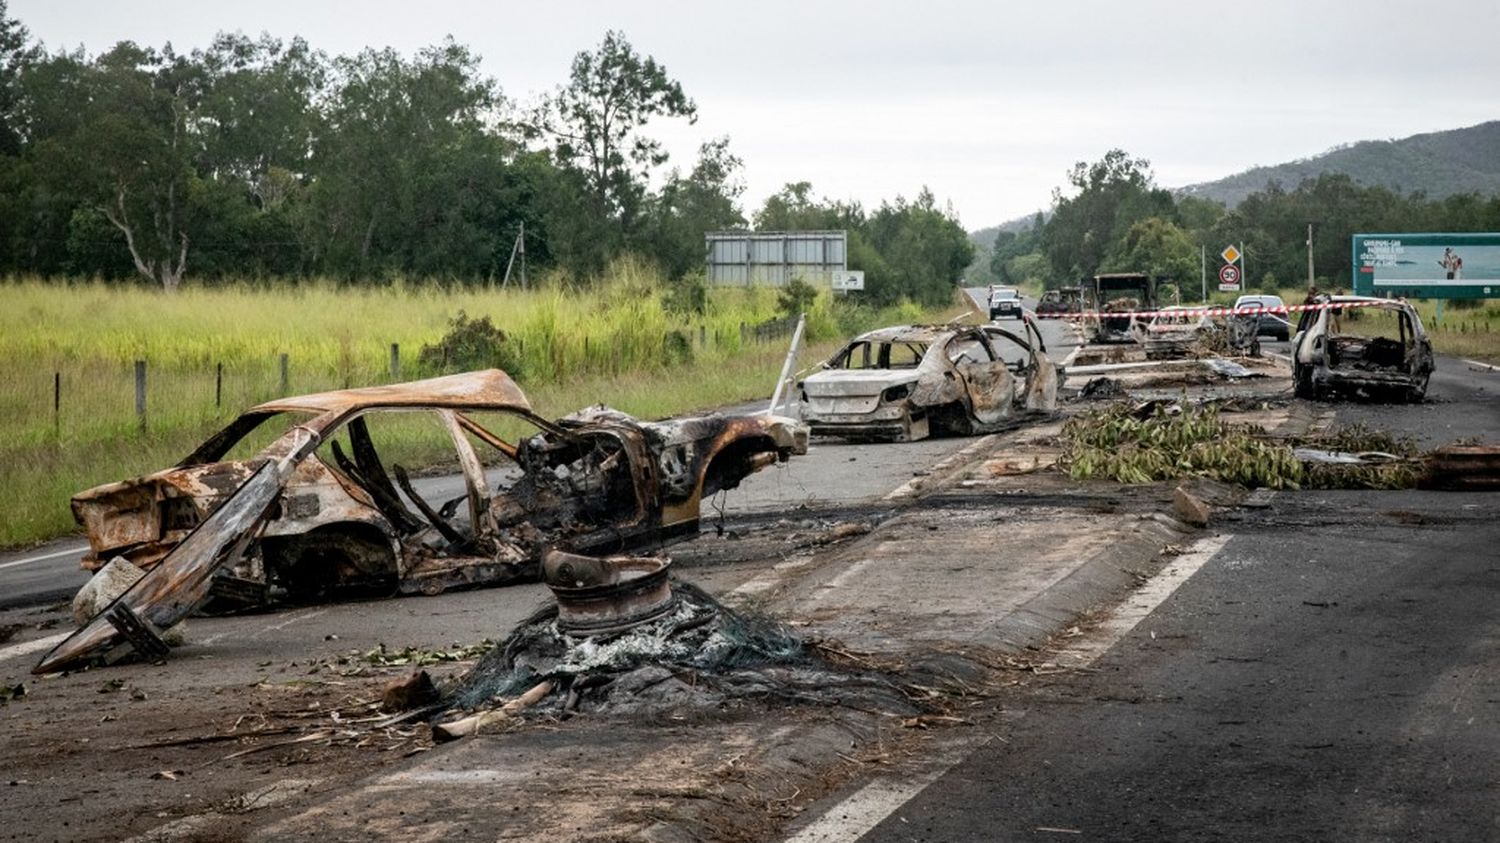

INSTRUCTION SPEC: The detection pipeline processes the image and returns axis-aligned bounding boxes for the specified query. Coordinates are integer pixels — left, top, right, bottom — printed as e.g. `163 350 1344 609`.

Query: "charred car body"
67 370 807 612
797 320 1060 442
1036 286 1083 316
1083 272 1159 343
1292 295 1434 402
1143 306 1214 359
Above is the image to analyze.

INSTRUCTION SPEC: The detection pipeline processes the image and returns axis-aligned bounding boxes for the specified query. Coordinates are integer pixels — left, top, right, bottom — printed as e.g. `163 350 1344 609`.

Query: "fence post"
53 372 60 435
740 322 747 345
390 343 401 381
134 360 147 433
215 362 223 409
278 353 289 395
698 326 707 347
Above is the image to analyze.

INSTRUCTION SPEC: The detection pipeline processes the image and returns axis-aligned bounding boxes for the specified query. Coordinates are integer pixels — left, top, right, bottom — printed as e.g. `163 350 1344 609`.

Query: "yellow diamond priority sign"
1221 245 1241 264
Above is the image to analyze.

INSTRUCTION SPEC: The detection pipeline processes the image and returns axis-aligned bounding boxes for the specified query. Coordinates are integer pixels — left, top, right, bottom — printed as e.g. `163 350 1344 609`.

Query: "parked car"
797 320 1059 442
988 285 1023 320
1233 294 1293 341
1292 295 1434 402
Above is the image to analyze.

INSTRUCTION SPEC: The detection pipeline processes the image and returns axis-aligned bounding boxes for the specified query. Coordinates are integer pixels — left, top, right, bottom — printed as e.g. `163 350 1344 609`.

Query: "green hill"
1176 120 1500 207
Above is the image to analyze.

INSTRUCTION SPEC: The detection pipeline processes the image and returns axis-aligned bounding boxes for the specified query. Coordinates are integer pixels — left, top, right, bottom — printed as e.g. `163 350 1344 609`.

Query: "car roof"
252 369 532 415
849 324 960 344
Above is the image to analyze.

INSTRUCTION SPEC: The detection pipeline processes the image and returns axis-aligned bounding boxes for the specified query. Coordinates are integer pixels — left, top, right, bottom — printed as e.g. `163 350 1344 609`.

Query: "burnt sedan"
1292 295 1434 402
797 320 1060 442
42 371 805 673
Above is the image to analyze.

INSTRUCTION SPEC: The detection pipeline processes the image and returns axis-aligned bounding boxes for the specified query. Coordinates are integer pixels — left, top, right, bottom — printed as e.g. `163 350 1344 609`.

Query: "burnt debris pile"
437 552 925 728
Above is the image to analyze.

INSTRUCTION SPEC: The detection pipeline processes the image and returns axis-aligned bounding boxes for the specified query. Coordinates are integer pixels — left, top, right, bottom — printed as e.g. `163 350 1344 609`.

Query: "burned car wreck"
1292 295 1434 402
797 320 1060 441
42 370 806 674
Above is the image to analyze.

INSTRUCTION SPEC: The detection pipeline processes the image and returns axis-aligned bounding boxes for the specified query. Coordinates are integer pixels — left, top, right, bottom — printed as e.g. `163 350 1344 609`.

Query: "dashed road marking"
0 631 69 663
0 545 88 571
778 531 1236 843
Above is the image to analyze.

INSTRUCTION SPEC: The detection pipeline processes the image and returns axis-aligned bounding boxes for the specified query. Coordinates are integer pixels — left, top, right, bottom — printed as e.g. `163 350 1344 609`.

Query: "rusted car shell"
1292 296 1434 402
44 371 806 674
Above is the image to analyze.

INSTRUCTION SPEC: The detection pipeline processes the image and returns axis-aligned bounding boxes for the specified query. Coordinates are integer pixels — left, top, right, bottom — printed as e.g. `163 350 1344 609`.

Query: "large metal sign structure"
705 230 848 287
1352 232 1500 299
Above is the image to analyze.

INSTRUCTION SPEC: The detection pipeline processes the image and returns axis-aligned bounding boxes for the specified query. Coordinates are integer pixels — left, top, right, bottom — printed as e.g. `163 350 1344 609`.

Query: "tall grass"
0 260 943 546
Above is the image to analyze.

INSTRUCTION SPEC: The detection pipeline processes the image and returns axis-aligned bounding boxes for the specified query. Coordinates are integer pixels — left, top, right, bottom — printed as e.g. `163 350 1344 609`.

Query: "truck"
1082 273 1159 343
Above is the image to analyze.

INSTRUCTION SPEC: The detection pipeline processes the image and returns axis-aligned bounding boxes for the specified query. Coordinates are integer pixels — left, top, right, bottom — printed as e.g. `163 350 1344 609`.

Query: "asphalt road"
858 344 1500 841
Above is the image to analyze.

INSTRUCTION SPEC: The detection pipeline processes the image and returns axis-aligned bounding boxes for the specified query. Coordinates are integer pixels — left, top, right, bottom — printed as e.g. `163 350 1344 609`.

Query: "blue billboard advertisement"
1352 232 1500 299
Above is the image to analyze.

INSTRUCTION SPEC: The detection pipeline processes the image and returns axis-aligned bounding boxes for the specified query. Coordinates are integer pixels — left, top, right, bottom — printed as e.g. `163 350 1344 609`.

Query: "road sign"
1218 263 1241 291
1221 245 1241 264
830 270 865 291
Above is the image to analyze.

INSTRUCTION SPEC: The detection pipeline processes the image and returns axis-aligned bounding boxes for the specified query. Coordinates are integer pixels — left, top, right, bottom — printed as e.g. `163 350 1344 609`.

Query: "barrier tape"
1032 299 1395 321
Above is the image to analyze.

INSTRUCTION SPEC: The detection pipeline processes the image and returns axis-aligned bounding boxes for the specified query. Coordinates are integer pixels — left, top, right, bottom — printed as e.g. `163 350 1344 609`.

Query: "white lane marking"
783 744 980 843
1461 358 1498 372
200 607 329 646
0 631 70 663
882 434 999 501
1053 533 1233 667
780 531 1236 843
0 545 89 570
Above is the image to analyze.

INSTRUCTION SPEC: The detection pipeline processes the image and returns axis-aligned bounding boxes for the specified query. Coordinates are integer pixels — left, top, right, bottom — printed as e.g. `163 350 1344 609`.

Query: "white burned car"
797 321 1060 441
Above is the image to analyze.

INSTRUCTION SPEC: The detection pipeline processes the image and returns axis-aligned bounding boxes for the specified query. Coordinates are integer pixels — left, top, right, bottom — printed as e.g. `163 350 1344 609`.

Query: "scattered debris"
1062 403 1302 488
361 641 492 667
381 671 439 713
1171 485 1212 527
1421 444 1500 491
1077 377 1125 400
150 770 184 781
0 683 26 704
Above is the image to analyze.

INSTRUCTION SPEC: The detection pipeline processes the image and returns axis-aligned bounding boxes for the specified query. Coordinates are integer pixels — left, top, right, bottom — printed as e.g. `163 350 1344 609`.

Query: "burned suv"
1292 295 1434 402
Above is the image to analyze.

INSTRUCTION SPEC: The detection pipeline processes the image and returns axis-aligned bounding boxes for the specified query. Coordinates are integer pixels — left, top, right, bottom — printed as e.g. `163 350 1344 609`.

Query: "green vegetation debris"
362 641 494 667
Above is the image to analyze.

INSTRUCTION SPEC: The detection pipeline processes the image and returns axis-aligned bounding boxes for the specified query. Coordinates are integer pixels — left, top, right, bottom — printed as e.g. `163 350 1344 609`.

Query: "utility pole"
519 220 527 290
1200 244 1207 303
1240 241 1246 290
1305 222 1316 291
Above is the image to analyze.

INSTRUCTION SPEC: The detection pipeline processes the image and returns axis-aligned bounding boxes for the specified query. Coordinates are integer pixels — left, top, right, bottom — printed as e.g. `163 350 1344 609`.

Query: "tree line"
981 149 1500 297
0 3 972 305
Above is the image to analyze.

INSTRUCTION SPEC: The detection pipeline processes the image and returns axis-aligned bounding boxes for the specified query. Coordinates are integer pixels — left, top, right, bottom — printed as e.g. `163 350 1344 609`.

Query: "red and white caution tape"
1034 299 1396 321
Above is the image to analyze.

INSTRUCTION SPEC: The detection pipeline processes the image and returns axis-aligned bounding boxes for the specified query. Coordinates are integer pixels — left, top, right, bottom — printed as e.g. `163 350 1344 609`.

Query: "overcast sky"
13 0 1500 230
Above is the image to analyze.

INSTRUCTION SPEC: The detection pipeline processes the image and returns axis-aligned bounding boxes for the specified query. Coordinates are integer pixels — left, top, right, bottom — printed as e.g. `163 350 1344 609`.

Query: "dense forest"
975 148 1500 295
0 3 972 305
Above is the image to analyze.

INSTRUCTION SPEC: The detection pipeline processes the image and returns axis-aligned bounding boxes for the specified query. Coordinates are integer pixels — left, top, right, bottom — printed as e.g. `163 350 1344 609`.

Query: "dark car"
1233 294 1292 341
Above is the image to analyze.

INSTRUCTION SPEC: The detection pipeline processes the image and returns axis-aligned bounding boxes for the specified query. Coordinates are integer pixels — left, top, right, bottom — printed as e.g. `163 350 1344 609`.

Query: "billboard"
1352 232 1500 299
705 230 847 287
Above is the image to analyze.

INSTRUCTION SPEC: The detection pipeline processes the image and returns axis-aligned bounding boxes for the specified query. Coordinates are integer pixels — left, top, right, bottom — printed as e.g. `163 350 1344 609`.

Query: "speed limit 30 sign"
1218 263 1241 291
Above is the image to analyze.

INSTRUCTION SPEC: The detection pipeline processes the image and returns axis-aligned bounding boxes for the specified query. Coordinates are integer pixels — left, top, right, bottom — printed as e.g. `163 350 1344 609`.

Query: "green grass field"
0 263 938 547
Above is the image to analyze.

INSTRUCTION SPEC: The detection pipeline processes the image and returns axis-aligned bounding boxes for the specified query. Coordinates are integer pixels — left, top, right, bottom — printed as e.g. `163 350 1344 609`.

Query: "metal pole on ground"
768 313 807 416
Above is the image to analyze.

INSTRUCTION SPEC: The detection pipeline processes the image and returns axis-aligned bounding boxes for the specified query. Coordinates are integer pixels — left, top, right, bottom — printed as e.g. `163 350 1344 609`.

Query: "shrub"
417 310 526 379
